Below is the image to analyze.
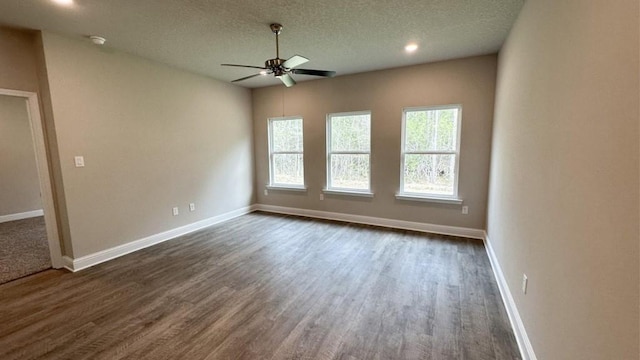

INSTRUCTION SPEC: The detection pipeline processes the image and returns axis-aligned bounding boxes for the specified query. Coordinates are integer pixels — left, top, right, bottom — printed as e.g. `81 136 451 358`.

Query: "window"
400 105 461 199
326 111 371 194
268 117 304 188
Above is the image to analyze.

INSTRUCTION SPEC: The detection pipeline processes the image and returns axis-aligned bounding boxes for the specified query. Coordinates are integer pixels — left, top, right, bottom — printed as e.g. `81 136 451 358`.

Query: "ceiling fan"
222 23 336 87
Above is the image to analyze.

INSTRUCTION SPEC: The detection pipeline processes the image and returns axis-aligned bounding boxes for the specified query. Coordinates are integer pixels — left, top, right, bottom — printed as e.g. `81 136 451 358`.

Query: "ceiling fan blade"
277 73 296 87
232 73 263 82
221 64 267 70
282 55 309 69
291 69 337 78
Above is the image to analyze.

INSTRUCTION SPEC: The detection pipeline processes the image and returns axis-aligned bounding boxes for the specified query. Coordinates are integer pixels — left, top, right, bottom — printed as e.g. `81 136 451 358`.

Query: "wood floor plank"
0 212 520 359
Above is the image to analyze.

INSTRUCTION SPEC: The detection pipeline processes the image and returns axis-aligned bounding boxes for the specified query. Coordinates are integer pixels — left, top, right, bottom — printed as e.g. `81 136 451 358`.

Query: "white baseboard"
64 204 482 272
0 209 44 224
253 204 485 239
64 205 255 272
62 203 530 358
483 232 537 360
62 255 74 272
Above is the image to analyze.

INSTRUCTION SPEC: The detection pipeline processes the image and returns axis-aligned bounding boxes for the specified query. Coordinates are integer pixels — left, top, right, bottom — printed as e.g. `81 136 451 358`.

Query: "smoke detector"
89 36 106 46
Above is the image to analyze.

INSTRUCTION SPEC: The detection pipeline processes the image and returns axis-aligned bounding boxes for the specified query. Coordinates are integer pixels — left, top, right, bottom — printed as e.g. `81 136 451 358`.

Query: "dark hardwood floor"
0 212 520 360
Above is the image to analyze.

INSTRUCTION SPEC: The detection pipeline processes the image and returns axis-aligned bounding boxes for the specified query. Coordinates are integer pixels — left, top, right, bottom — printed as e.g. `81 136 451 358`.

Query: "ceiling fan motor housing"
265 58 286 76
265 58 284 68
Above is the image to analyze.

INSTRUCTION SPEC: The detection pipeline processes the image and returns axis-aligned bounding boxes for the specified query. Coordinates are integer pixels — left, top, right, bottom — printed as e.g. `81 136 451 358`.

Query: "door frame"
1 88 63 268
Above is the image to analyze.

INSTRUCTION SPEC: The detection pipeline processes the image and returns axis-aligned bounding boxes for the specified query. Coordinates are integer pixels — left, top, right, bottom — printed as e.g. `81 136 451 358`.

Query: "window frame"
267 116 305 190
399 104 462 201
325 110 373 195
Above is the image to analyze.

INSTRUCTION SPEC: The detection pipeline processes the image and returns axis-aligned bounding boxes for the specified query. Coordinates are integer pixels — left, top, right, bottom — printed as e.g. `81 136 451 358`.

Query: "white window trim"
322 188 374 198
268 116 305 188
395 194 462 204
326 110 373 194
399 104 462 201
266 185 308 192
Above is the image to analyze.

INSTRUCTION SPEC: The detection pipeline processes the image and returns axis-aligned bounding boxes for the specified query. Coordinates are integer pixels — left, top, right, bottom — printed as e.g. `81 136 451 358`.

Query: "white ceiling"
0 0 524 88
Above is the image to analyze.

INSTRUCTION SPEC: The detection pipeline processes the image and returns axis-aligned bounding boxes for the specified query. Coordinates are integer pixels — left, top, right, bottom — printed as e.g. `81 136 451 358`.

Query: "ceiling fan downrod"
270 23 283 59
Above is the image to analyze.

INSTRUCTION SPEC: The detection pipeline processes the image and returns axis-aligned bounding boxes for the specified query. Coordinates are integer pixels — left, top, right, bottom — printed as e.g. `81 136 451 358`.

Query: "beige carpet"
0 216 51 284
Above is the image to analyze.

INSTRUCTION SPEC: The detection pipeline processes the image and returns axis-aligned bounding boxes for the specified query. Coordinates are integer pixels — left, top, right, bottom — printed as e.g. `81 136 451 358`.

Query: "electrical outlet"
319 193 324 201
264 189 268 196
189 203 195 212
462 206 469 214
74 156 85 167
522 274 528 294
172 207 179 216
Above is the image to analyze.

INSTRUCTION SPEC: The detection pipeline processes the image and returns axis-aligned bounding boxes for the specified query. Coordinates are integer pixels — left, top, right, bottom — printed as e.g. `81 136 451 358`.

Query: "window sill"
395 194 463 205
266 185 308 192
323 189 374 198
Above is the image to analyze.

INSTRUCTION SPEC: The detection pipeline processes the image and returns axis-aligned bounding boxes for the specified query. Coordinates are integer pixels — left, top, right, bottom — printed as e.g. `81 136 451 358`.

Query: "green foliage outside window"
270 118 304 186
403 108 459 196
328 113 371 190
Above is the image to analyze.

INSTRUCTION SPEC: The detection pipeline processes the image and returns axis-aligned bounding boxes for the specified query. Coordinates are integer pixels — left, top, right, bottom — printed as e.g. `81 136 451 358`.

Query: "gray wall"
253 55 497 229
40 33 255 258
0 95 42 216
487 0 639 358
0 27 39 93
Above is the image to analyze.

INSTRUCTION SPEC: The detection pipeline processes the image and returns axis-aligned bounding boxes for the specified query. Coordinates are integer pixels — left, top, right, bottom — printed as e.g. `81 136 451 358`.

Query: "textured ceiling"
0 0 523 88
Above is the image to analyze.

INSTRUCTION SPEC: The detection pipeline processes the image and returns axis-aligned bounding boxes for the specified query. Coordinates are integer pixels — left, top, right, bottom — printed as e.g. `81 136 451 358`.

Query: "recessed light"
52 0 74 6
405 43 418 53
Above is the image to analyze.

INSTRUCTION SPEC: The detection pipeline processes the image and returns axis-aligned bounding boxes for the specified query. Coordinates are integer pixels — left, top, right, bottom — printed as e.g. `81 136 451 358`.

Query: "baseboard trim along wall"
483 233 537 360
60 203 530 358
0 209 44 224
64 203 485 272
253 204 485 239
63 205 254 272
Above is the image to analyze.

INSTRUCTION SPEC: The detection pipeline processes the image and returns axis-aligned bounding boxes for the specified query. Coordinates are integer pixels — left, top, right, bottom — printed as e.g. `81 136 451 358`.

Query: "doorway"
0 89 62 284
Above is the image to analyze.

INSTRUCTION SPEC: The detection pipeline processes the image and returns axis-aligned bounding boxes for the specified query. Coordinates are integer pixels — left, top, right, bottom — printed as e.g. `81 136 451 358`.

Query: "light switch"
74 156 85 167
